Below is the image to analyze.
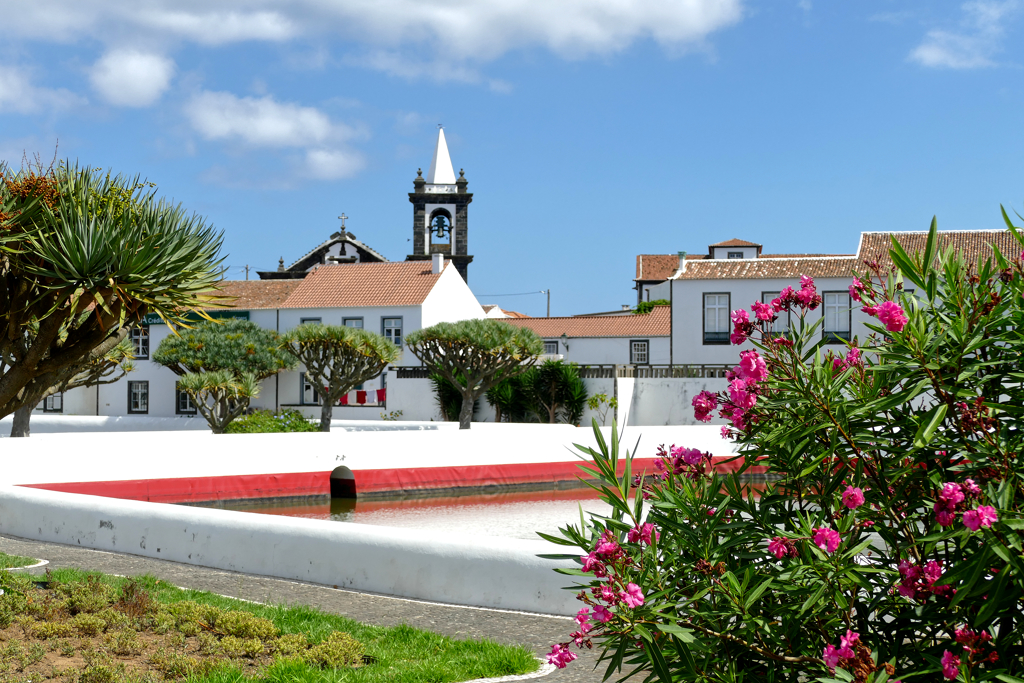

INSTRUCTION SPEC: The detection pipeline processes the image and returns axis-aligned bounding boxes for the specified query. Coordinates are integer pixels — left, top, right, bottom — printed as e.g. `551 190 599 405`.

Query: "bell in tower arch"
431 214 450 241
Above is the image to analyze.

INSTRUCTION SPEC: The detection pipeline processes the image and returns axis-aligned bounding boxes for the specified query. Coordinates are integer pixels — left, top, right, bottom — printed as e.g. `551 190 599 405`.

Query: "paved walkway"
0 534 613 683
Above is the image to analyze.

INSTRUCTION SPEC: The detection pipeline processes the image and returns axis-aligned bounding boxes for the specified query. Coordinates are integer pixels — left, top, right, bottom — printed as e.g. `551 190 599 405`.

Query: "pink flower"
681 448 702 466
823 644 842 668
800 274 814 290
581 551 603 573
875 301 908 332
846 347 861 366
941 650 960 679
627 523 659 546
730 331 748 345
752 300 775 321
923 560 944 584
692 391 718 422
546 644 577 668
963 505 998 531
963 478 981 496
849 276 865 302
595 531 620 558
767 537 788 559
812 527 841 553
575 608 590 626
736 350 768 382
934 506 956 527
941 482 965 505
729 378 757 410
620 583 644 608
841 486 865 509
594 584 618 604
720 425 732 439
840 630 859 651
731 309 750 327
731 309 752 345
592 605 612 622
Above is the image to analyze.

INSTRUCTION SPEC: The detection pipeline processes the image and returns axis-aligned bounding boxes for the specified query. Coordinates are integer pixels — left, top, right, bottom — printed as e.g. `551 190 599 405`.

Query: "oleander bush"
544 217 1024 681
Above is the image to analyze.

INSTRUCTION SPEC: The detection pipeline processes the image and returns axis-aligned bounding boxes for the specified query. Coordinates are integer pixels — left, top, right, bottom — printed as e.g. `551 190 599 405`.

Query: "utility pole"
244 265 251 281
543 290 550 317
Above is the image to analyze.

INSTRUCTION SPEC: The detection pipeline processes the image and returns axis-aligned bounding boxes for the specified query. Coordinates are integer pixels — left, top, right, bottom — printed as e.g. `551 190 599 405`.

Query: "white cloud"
184 90 361 181
304 148 364 179
184 91 348 147
89 50 176 107
909 1 1019 69
0 65 83 114
0 0 743 62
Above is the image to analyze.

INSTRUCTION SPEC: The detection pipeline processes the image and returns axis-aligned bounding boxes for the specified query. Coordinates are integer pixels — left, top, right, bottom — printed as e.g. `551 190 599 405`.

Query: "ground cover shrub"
224 409 318 433
0 567 537 682
544 219 1024 681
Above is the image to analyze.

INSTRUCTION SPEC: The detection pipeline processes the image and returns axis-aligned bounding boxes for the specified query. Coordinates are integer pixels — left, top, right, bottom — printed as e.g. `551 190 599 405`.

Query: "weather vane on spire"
437 123 443 129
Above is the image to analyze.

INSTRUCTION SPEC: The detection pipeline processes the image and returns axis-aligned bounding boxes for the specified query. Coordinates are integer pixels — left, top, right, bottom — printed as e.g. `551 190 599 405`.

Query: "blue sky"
2 1 1023 316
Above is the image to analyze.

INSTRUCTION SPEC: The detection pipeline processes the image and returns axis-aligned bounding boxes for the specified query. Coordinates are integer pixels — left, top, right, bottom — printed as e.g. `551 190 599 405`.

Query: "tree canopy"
0 163 225 419
281 323 400 432
406 319 543 429
153 318 293 380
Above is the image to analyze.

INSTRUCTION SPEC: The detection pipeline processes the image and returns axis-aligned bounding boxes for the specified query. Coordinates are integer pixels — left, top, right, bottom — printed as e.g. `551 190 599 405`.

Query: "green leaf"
744 577 773 610
912 403 947 449
654 623 695 643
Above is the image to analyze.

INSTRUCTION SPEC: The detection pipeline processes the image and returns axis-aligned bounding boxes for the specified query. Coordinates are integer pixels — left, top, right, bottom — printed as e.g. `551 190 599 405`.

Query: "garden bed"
0 552 37 570
0 568 539 682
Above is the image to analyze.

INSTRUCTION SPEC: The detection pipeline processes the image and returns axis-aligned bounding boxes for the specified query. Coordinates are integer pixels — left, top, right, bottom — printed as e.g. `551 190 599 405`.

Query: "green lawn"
0 551 36 569
0 567 539 683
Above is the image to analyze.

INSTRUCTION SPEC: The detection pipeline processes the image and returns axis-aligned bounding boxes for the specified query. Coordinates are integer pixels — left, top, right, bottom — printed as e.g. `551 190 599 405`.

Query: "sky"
2 1 1023 316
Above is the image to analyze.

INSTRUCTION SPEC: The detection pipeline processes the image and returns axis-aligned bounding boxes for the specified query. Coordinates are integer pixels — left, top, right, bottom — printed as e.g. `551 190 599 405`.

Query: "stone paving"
0 534 617 683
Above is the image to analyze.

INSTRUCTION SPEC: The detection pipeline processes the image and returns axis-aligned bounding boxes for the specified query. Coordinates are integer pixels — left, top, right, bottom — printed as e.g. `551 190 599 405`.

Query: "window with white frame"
131 326 149 359
128 381 149 414
175 384 197 415
761 291 790 334
630 340 649 364
43 392 63 413
343 317 363 328
543 341 559 355
383 318 402 346
301 372 321 405
300 317 321 325
823 292 851 342
703 293 730 344
727 251 743 259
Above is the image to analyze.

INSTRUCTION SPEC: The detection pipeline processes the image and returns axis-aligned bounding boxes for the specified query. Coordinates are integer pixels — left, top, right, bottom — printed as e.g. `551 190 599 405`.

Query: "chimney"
621 305 631 311
678 251 688 272
432 253 444 274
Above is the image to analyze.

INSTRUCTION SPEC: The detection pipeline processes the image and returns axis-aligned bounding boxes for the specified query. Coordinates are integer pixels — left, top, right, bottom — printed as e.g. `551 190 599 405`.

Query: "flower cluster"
718 350 769 434
731 276 822 346
832 346 862 372
822 630 859 671
811 527 841 554
862 300 908 332
767 536 798 559
933 479 996 530
653 444 712 480
896 559 952 601
546 643 577 668
940 650 959 679
691 390 718 422
841 485 865 509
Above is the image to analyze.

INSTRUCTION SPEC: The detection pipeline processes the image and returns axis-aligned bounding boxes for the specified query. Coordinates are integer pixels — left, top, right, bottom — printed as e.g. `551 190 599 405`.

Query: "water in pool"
197 488 617 540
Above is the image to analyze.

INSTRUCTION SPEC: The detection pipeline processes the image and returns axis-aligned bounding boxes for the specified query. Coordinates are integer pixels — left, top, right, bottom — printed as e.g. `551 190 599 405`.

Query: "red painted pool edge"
18 456 760 504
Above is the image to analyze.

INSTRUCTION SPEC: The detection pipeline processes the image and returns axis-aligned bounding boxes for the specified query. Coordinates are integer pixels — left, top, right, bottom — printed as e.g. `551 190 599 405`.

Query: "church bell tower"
407 127 473 281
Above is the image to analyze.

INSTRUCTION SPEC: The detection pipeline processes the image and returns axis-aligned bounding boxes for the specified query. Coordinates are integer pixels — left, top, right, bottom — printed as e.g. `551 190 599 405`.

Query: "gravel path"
0 533 615 683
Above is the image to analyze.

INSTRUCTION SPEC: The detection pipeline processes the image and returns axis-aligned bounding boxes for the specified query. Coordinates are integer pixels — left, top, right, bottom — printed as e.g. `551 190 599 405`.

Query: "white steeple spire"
425 127 456 185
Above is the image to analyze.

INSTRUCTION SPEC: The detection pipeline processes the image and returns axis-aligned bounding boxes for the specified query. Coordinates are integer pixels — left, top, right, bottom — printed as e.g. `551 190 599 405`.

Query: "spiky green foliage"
153 318 294 380
406 319 543 429
224 409 318 434
486 360 588 424
178 370 260 434
0 163 225 419
281 324 400 432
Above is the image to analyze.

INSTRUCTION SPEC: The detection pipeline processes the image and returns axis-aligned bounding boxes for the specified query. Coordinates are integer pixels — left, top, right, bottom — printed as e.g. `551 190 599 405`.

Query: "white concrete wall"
421 262 487 328
0 486 580 615
662 275 864 366
542 336 670 366
626 377 729 426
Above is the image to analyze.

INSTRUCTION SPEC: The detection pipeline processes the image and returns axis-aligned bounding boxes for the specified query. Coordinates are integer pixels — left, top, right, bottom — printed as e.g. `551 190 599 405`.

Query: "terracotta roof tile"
858 230 1017 268
636 254 706 281
282 261 443 308
205 280 303 309
503 306 669 338
675 256 859 280
710 238 762 247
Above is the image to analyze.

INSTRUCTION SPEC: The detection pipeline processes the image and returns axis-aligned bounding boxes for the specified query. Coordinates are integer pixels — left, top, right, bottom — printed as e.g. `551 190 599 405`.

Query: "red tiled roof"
668 230 1016 281
636 254 706 281
503 306 669 338
503 310 531 318
857 230 1018 268
282 261 444 308
205 280 302 309
710 238 762 248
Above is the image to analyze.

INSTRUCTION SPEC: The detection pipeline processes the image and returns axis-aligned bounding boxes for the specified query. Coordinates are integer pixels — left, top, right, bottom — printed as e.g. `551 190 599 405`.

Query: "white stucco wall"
663 275 864 366
421 263 487 328
541 336 670 366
